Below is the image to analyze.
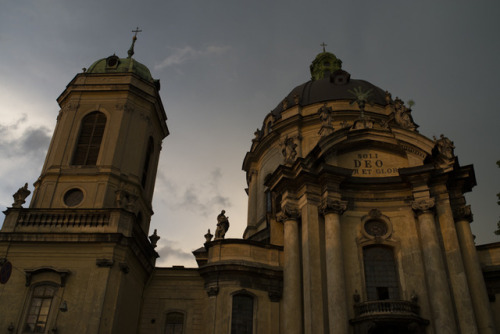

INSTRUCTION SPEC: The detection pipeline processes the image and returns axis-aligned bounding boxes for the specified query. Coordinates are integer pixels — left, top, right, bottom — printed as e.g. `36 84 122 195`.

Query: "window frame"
22 283 59 333
362 244 401 301
164 310 185 334
72 111 107 166
230 290 256 334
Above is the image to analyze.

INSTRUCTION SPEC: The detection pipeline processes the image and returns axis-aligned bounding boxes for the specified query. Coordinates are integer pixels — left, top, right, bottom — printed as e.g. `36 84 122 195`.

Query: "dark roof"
271 73 388 117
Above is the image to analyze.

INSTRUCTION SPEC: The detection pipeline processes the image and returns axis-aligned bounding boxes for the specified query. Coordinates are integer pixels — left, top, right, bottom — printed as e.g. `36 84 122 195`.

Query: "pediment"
312 129 430 178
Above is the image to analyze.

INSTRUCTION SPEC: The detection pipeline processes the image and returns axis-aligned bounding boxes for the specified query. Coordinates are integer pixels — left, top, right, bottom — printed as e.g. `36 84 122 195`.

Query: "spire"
127 27 142 59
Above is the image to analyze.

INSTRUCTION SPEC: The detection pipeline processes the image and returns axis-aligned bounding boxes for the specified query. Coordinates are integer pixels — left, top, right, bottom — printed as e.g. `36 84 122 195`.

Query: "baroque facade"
0 42 499 334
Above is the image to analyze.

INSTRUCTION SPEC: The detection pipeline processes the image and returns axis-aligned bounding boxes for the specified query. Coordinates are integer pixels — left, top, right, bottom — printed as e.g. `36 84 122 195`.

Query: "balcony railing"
354 300 420 318
16 209 111 227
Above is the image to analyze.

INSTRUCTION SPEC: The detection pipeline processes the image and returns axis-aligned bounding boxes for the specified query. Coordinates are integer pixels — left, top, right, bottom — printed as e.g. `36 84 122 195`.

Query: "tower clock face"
64 188 84 207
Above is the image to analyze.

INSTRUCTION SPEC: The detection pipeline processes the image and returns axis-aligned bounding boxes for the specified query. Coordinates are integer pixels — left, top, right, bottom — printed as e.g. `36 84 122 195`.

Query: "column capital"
452 204 473 223
277 204 301 222
319 198 347 216
411 198 435 215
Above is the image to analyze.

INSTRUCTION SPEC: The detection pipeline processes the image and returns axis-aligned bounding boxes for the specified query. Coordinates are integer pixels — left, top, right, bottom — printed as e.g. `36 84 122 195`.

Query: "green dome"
86 55 154 83
310 51 342 81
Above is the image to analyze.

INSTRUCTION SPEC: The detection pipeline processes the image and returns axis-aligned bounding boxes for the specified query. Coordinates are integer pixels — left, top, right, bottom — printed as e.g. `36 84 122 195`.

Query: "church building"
0 37 499 334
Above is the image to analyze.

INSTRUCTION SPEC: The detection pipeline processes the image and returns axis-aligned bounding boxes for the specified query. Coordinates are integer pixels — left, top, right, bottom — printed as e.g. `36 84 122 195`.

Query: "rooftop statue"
215 210 230 240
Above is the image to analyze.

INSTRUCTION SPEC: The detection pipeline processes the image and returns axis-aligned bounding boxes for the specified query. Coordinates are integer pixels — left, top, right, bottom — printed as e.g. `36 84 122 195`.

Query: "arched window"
72 111 106 165
363 245 399 300
231 293 254 334
141 137 154 188
23 284 58 333
165 311 184 334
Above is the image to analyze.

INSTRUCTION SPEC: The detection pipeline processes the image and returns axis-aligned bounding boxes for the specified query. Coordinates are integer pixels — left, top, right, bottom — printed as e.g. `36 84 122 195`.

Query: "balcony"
354 300 420 317
350 300 429 334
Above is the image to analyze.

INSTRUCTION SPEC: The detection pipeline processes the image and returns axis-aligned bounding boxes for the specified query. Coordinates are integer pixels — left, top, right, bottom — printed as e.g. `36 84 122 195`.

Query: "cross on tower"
320 42 327 52
132 27 142 40
127 27 142 58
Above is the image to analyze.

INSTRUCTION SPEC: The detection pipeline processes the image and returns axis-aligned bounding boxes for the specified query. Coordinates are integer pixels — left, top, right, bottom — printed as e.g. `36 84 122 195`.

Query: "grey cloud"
159 168 232 217
21 127 51 153
155 241 194 262
0 117 51 158
155 45 231 70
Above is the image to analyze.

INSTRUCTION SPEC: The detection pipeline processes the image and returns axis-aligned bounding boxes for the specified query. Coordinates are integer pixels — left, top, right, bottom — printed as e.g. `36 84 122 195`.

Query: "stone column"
278 205 302 334
434 195 478 334
320 199 348 334
454 205 497 334
301 197 327 334
412 198 458 334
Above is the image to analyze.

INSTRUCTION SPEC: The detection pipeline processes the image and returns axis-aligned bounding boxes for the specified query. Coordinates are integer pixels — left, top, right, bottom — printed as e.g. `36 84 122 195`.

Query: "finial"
127 26 142 59
320 42 327 52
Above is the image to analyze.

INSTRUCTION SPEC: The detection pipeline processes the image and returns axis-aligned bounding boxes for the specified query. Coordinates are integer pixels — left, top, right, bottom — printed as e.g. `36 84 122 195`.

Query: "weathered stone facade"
0 47 498 334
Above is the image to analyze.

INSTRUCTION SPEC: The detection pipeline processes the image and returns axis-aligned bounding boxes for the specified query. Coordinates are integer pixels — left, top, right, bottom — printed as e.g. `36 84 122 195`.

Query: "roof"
86 54 154 83
270 74 388 117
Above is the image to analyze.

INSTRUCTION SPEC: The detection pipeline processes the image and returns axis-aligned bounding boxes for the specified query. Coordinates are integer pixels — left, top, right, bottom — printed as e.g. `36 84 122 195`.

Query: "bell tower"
0 33 169 334
29 34 168 234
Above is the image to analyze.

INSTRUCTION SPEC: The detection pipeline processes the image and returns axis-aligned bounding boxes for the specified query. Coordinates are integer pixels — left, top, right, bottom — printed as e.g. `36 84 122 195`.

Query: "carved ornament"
411 198 435 214
432 134 455 169
453 205 473 222
206 285 219 297
319 198 347 216
115 188 138 213
393 97 417 131
276 204 300 222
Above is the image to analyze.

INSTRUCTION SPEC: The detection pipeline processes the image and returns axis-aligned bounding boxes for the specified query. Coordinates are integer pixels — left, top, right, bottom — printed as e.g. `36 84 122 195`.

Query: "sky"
0 1 499 267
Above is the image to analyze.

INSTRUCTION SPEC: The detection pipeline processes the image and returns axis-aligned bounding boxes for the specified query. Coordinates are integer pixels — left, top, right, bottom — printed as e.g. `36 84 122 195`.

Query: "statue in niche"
282 136 298 164
215 210 230 239
433 134 455 168
318 103 334 136
12 183 30 208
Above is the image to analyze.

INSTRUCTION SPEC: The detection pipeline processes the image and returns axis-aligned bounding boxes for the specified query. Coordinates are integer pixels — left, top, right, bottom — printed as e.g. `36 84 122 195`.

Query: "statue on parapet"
432 134 455 168
215 210 230 239
12 183 30 208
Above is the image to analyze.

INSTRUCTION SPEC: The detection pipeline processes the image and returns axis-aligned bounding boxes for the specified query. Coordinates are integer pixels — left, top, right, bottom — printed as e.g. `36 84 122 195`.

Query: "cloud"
155 45 231 70
157 168 231 217
0 116 51 158
155 239 195 265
